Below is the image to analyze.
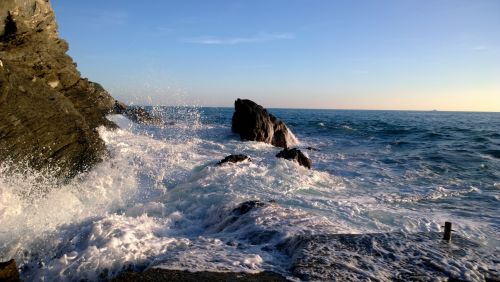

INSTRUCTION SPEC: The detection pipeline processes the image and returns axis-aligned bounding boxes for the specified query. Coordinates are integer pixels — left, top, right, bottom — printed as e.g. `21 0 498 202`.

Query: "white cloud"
183 33 295 45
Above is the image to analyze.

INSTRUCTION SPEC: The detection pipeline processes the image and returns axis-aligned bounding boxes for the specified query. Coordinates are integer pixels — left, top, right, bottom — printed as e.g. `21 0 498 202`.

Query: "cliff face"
0 0 119 177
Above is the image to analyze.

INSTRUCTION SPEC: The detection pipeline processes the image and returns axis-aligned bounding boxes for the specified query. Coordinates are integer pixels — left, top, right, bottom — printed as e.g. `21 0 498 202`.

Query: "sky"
51 0 500 111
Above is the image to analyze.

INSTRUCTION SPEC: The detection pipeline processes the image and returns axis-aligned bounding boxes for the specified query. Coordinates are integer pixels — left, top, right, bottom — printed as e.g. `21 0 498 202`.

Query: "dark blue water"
3 107 498 280
199 107 500 237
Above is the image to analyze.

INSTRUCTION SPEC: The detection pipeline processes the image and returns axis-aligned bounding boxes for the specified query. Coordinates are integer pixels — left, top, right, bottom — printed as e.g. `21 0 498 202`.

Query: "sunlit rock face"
0 0 120 177
231 98 298 148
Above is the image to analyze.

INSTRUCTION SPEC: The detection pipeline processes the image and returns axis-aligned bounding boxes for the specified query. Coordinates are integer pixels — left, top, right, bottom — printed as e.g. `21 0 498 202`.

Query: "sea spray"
0 108 498 280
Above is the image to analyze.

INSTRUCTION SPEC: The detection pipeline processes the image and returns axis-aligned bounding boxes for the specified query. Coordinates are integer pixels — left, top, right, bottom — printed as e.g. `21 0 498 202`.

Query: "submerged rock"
0 0 120 177
207 200 275 234
231 99 297 148
276 148 311 169
217 154 250 165
280 232 498 281
232 200 266 215
0 259 20 282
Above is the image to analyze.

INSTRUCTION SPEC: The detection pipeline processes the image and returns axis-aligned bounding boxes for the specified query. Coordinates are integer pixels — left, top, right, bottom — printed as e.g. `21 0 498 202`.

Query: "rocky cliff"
0 0 120 177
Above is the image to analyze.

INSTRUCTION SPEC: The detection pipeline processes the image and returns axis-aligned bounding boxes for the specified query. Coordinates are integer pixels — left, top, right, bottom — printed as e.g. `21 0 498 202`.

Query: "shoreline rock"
113 102 164 126
231 99 297 148
112 268 290 282
0 0 121 177
280 232 498 281
0 259 21 282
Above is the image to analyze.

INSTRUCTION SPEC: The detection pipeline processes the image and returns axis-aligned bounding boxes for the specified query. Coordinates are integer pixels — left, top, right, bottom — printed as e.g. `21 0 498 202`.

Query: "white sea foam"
0 111 498 281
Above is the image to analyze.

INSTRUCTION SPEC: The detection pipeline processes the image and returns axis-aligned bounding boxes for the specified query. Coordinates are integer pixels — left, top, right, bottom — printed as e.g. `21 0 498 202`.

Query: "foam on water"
0 109 498 281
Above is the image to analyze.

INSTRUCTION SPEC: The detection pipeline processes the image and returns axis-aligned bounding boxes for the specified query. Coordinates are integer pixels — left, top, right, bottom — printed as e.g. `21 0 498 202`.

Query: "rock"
306 146 320 152
231 99 297 148
113 102 163 125
217 154 250 165
112 268 290 282
207 200 277 235
0 0 121 177
276 148 311 169
232 200 266 215
0 259 21 282
280 232 498 281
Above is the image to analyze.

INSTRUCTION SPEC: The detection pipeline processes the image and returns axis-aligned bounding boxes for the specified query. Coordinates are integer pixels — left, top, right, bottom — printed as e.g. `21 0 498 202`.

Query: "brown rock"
0 259 21 282
112 268 289 282
0 0 121 177
114 105 163 126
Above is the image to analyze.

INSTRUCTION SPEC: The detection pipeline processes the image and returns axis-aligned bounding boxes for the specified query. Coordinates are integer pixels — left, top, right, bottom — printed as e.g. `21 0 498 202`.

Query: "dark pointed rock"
231 99 297 148
217 154 250 166
276 148 311 169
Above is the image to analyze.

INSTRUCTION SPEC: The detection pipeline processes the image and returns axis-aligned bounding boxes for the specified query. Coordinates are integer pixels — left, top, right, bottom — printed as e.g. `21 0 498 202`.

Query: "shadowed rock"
276 148 311 169
231 99 297 148
0 0 121 177
217 154 250 165
232 200 266 215
112 268 289 282
114 102 163 125
0 259 21 282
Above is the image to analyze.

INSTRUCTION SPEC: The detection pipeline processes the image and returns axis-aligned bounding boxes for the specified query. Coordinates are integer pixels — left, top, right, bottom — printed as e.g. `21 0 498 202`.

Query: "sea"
0 107 499 281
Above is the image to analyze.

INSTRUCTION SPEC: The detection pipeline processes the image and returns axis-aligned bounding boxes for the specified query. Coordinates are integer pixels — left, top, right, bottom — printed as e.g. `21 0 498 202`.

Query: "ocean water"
0 107 498 281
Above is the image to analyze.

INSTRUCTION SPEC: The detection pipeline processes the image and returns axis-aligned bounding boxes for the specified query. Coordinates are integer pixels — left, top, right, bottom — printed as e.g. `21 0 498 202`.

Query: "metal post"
443 222 452 241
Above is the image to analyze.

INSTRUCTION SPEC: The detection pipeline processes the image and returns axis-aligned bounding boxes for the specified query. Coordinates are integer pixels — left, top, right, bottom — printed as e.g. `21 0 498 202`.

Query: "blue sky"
52 0 500 111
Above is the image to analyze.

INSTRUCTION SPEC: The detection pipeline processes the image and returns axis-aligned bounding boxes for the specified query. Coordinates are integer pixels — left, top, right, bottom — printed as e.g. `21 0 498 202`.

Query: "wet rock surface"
217 154 250 165
114 102 163 125
205 200 277 236
231 99 297 148
276 148 311 169
0 259 21 282
0 0 120 177
281 232 499 281
232 200 267 215
112 268 290 282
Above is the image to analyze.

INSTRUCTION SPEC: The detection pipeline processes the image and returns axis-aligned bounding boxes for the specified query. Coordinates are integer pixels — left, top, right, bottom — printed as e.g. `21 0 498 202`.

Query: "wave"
1 109 499 280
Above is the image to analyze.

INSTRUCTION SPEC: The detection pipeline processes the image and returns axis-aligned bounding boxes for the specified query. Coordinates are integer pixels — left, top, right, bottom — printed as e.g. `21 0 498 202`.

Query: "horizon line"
131 104 500 113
